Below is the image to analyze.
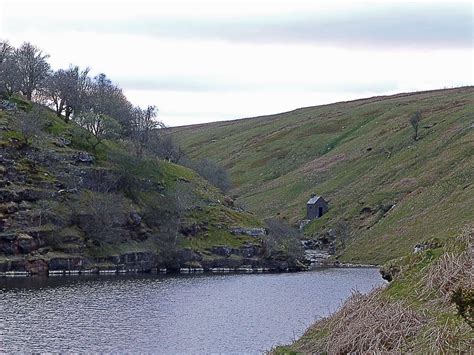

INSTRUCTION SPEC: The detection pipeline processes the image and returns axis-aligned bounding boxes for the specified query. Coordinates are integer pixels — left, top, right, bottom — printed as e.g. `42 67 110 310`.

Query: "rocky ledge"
0 241 308 277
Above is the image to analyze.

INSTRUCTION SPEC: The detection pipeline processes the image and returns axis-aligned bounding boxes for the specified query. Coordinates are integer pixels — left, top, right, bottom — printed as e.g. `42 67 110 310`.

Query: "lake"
0 268 384 353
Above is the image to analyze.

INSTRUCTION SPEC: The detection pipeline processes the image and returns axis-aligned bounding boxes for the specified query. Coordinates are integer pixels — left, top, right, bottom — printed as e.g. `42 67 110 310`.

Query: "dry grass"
277 228 474 354
420 227 473 304
294 288 426 354
324 291 425 353
423 317 473 353
421 252 473 304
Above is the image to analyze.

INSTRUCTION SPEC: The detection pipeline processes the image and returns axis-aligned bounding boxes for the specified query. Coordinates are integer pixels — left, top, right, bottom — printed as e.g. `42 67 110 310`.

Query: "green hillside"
173 87 474 264
0 102 304 274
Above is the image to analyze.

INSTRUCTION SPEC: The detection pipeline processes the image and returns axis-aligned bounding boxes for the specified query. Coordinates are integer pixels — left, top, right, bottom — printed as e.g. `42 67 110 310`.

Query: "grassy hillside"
173 87 474 264
1 101 304 274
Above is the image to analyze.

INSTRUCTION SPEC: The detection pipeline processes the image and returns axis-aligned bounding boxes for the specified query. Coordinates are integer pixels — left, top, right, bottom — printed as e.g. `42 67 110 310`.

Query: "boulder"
379 264 400 282
72 152 94 164
230 227 267 237
179 222 202 236
48 257 85 271
128 211 142 226
223 196 234 207
201 258 243 269
0 259 26 272
16 233 40 254
235 245 261 258
176 248 202 263
210 245 232 257
25 259 48 274
53 137 71 148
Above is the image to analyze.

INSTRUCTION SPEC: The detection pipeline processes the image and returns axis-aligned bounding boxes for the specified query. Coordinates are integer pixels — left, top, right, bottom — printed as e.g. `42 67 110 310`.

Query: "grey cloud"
117 76 399 93
6 3 472 48
136 4 472 48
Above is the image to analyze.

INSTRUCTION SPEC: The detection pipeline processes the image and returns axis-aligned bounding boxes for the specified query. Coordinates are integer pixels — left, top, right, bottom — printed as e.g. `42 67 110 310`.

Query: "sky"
0 0 472 126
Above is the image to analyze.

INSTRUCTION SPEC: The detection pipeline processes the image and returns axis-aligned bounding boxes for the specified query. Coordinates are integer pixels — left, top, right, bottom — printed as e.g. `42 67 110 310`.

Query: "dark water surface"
1 268 384 353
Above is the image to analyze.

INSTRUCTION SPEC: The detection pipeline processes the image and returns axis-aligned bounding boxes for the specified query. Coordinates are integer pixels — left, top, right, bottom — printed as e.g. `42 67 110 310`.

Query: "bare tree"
0 41 20 97
0 58 21 97
13 42 51 100
335 220 352 249
130 105 164 157
183 158 232 192
90 73 134 132
149 131 184 162
263 218 304 261
76 111 121 151
43 69 67 116
0 40 12 64
410 111 422 141
16 107 43 146
68 66 92 120
143 184 194 254
44 65 91 121
72 192 126 244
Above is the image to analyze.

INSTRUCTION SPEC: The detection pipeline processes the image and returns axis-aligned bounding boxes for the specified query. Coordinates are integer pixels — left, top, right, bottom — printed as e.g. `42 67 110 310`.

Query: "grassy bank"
273 226 473 353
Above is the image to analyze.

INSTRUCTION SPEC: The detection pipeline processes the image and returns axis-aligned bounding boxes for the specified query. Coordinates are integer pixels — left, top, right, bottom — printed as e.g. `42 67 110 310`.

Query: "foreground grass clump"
273 227 473 353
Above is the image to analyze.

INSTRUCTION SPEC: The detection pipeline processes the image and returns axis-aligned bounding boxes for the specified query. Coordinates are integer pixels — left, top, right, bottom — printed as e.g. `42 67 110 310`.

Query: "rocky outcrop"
0 232 43 255
103 252 155 272
230 227 267 237
0 108 304 278
72 152 94 164
0 100 17 111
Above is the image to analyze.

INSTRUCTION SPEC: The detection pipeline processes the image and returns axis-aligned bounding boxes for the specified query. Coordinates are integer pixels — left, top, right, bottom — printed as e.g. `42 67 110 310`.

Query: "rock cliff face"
0 106 306 275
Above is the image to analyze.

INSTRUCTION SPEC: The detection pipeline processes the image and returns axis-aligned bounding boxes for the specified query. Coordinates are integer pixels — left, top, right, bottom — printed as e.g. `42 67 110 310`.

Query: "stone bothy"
306 194 328 220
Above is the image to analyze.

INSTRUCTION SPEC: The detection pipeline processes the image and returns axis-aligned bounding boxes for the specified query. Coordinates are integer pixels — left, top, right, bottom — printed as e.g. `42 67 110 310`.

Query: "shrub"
183 158 232 192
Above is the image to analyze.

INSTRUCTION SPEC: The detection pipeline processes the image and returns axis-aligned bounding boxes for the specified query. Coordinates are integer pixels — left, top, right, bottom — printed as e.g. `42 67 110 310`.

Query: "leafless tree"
183 158 232 192
43 69 67 116
263 218 304 261
76 111 121 151
0 41 20 97
72 192 126 244
410 111 422 141
143 184 194 254
44 65 91 121
149 131 184 163
13 42 51 100
0 40 12 64
0 58 21 97
130 105 164 157
335 220 352 249
89 73 134 132
16 107 43 146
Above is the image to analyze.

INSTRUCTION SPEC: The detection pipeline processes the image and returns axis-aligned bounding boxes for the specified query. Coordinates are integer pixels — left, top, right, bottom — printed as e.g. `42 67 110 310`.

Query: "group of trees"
0 41 50 100
1 39 232 193
0 40 183 160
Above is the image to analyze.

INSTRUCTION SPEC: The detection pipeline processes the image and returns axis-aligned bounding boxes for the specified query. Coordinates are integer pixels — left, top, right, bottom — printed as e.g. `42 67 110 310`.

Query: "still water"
1 268 384 353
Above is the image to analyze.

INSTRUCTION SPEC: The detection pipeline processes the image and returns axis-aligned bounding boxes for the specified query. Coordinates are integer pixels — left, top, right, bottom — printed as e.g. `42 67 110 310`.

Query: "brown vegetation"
291 288 426 353
275 228 474 354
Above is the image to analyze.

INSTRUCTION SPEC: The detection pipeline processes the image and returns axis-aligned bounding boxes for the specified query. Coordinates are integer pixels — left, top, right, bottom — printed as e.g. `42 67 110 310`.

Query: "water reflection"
1 268 385 353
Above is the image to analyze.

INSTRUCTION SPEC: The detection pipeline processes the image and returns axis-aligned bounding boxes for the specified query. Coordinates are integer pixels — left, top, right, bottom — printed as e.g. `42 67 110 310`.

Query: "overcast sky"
0 0 472 126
